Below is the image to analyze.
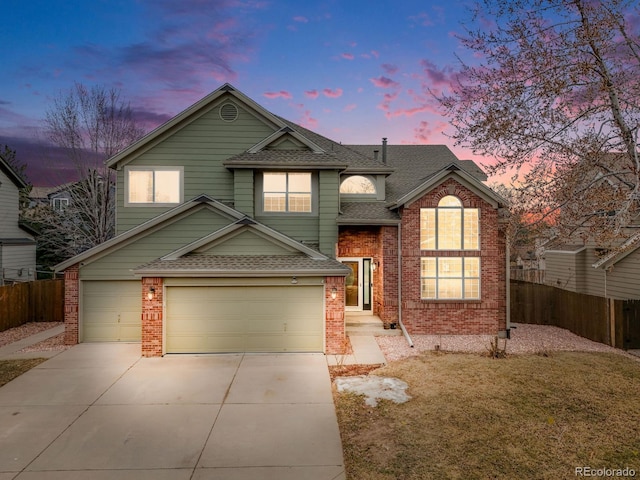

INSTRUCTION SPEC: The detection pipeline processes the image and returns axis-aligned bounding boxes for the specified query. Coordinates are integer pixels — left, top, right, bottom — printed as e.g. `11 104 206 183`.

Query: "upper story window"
340 175 376 195
126 167 183 206
263 172 312 213
420 195 479 250
51 197 69 212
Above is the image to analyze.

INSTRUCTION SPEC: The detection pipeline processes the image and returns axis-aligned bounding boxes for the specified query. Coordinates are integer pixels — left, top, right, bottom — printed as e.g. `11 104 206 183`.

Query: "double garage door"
82 281 323 353
165 285 323 353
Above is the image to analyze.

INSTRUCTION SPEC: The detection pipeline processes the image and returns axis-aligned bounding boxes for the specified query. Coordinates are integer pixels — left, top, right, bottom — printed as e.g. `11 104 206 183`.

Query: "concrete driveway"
0 344 345 479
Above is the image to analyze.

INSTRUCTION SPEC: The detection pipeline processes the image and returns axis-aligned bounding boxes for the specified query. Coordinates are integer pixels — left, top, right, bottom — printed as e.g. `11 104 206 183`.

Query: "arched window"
420 195 478 250
419 195 480 299
339 175 377 194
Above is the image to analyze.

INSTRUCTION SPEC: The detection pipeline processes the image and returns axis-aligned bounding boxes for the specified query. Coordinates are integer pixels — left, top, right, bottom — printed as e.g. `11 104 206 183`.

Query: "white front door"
339 257 373 312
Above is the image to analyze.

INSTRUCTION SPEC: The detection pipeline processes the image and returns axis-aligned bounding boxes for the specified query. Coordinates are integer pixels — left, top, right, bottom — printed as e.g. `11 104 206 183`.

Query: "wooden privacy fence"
511 280 640 349
0 279 64 332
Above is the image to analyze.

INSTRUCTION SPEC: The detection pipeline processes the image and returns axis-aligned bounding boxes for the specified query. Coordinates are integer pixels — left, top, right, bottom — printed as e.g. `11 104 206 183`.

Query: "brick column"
64 264 79 345
141 277 163 357
325 276 346 354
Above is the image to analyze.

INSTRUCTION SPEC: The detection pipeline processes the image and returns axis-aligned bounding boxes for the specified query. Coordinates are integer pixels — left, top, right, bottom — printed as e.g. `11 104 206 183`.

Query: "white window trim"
51 197 69 211
339 174 378 196
420 257 481 300
258 171 317 215
124 166 184 207
420 200 480 251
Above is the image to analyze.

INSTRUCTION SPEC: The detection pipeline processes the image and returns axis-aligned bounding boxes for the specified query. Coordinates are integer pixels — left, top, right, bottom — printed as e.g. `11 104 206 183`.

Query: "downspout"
506 238 511 337
397 221 413 347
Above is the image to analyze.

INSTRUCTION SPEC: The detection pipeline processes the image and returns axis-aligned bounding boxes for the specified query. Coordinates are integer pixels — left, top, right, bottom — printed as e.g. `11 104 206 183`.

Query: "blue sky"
1 0 485 186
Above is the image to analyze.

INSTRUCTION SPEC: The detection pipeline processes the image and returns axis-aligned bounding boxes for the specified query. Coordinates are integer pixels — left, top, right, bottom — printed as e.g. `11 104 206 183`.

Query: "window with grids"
420 257 480 299
420 195 479 250
420 195 480 299
263 172 312 212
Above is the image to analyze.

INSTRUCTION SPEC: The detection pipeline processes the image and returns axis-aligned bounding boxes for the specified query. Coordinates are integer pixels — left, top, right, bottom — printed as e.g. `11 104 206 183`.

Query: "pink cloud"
370 76 400 89
299 110 318 129
305 90 319 99
386 104 434 118
293 15 308 23
409 12 434 27
341 53 354 60
323 88 343 98
371 50 379 58
382 63 398 75
263 90 292 99
413 120 448 143
420 59 456 87
343 104 357 112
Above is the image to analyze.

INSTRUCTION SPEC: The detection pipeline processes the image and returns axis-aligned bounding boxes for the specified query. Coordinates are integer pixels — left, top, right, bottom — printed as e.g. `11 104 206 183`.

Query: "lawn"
0 358 47 388
333 352 640 480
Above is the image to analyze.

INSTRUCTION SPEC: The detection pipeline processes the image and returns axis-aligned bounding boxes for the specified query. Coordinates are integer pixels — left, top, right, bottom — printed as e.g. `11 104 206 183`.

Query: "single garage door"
82 281 142 342
166 285 323 353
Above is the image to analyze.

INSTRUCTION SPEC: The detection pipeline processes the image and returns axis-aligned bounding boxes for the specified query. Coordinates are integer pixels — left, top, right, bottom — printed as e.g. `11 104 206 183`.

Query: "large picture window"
126 167 182 205
263 172 312 212
420 195 481 300
421 257 480 299
420 196 479 250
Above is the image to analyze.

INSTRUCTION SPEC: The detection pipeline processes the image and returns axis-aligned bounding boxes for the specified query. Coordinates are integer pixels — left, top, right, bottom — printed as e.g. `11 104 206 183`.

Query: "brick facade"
141 277 163 357
325 276 346 354
63 264 79 345
337 225 399 327
400 178 507 335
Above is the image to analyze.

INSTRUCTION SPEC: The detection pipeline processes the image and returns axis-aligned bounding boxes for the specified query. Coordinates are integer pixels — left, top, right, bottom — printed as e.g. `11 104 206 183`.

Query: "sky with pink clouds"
0 0 494 187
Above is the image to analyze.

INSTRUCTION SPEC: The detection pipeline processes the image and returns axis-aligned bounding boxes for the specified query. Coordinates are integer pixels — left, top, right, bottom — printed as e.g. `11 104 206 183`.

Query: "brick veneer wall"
325 276 346 354
141 277 163 357
64 264 79 345
400 178 507 335
337 225 399 327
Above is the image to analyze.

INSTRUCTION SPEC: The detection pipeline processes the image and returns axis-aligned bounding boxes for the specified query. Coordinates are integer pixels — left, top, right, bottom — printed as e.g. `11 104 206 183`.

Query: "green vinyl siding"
233 169 254 216
318 170 340 257
81 207 235 280
253 215 319 246
199 229 299 256
545 251 579 291
116 98 275 234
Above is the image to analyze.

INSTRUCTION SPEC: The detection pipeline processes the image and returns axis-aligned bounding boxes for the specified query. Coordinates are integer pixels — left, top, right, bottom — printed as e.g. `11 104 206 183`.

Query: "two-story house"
56 84 508 356
0 154 36 284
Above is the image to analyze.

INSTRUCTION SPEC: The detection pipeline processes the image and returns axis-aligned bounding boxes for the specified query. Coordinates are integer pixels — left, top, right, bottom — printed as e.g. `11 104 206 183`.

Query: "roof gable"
106 84 287 169
161 217 327 261
391 164 507 209
0 154 27 189
247 126 325 154
593 232 640 269
55 194 244 271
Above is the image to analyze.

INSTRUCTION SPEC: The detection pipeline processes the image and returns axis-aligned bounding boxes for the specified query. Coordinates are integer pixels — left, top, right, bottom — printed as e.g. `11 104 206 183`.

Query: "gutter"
397 222 413 347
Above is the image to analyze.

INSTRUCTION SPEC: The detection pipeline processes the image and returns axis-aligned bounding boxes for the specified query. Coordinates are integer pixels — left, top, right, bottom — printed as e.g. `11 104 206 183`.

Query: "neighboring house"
30 185 72 211
0 154 36 284
56 84 509 356
544 233 640 300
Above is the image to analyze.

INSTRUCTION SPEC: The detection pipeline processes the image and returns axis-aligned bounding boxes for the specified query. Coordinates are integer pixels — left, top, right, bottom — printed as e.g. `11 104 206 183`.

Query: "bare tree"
438 0 640 247
37 83 144 262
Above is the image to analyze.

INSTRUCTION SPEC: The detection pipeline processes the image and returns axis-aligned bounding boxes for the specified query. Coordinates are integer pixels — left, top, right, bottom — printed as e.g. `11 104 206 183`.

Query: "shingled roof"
347 145 487 203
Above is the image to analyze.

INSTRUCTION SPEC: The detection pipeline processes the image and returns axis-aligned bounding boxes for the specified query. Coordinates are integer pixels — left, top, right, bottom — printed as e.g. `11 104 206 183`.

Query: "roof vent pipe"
373 149 379 161
382 137 387 164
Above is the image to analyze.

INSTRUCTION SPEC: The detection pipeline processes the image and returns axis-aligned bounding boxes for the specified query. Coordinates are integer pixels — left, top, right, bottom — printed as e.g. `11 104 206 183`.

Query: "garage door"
82 281 142 342
166 285 323 353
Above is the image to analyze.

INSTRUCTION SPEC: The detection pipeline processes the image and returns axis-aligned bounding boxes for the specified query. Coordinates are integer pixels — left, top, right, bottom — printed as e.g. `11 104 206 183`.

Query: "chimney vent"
382 138 388 164
373 149 379 160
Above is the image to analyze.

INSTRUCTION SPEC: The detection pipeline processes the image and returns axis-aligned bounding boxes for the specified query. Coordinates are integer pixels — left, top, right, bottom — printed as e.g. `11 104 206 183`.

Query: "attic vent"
219 103 238 122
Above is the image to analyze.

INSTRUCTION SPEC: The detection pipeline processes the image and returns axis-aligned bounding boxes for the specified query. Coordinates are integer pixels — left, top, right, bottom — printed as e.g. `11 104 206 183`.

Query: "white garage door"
82 281 142 342
166 285 323 353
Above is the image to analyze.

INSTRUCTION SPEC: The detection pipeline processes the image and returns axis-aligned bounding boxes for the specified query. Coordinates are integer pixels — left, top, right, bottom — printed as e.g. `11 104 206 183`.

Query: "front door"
339 257 373 311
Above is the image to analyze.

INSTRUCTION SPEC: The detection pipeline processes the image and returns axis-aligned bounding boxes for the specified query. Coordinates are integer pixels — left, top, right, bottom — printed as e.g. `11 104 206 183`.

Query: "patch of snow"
334 375 410 407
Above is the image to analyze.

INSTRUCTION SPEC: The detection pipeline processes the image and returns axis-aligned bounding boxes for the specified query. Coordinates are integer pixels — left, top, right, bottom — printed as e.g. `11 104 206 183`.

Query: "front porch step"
347 325 403 336
345 314 403 336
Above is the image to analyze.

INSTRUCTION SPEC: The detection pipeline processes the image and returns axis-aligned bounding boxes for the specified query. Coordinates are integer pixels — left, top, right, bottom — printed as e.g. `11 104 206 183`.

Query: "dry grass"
0 358 47 388
334 351 640 479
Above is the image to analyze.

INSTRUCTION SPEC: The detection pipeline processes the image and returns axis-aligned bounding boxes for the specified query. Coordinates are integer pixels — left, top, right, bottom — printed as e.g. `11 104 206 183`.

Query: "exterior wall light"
291 276 298 284
147 287 155 300
331 287 337 300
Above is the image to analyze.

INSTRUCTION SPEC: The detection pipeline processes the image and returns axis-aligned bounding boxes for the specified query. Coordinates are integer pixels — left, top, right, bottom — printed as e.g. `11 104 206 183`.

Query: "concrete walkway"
0 324 65 360
326 335 387 366
0 344 346 479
